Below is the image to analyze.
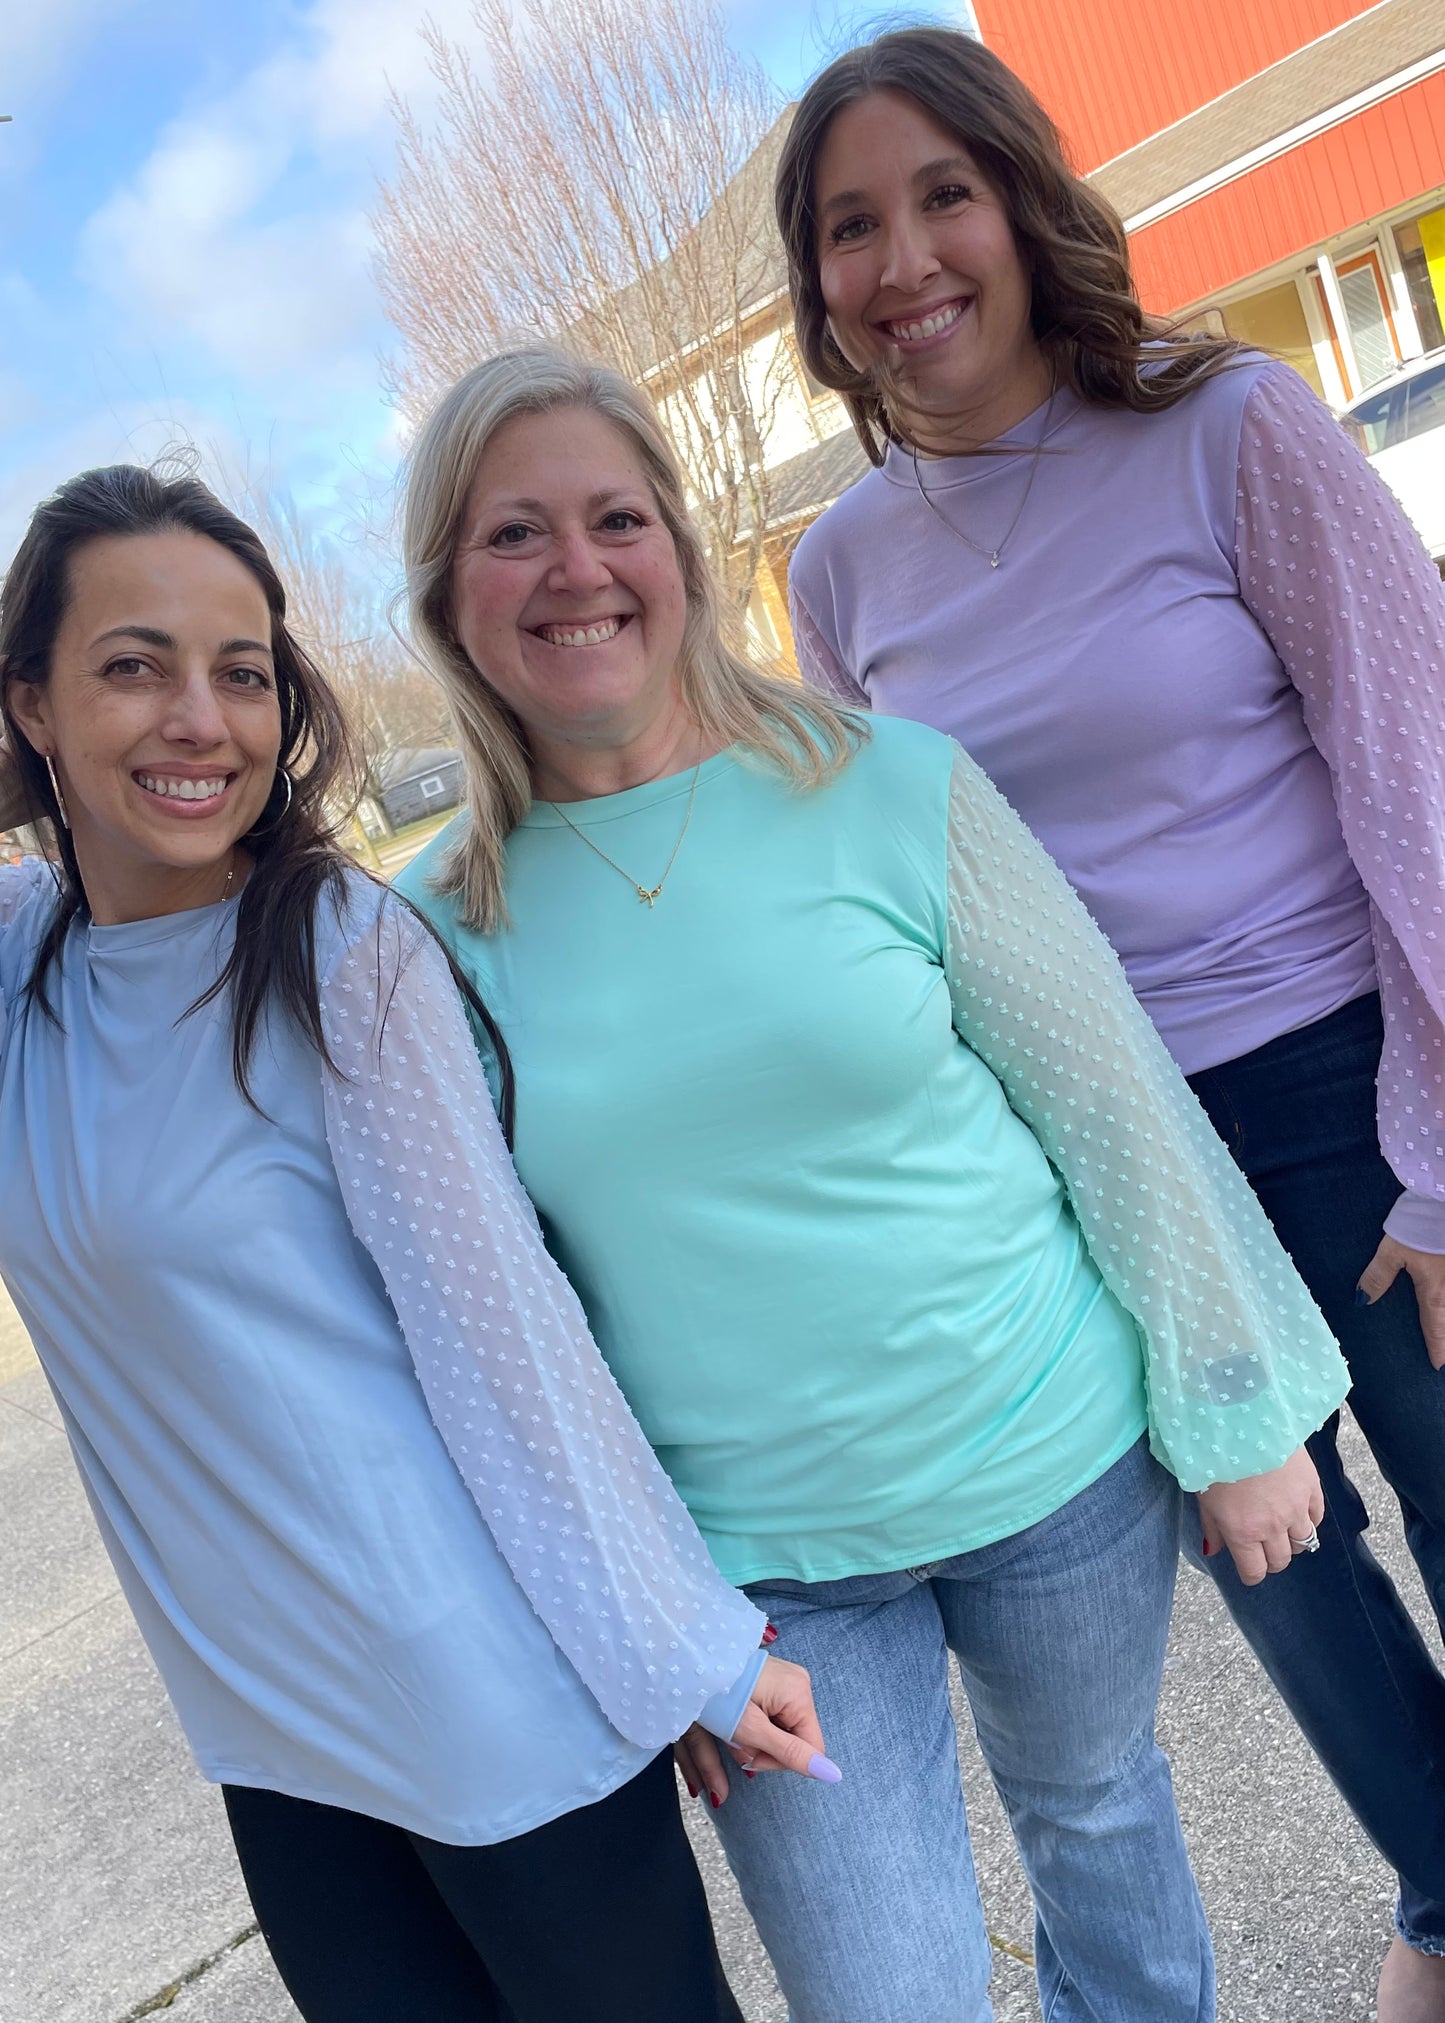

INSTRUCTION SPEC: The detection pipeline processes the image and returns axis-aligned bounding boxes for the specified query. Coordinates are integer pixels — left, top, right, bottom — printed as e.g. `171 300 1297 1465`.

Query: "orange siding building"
973 0 1445 404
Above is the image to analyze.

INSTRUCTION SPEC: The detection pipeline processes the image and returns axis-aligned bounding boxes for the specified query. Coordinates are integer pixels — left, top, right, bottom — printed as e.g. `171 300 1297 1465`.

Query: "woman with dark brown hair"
0 464 824 2023
777 25 1445 2019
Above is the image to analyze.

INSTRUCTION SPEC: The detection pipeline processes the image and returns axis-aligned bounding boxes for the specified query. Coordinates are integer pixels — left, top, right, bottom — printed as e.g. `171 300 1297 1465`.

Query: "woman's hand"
673 1654 837 1807
1358 1234 1445 1370
1197 1446 1325 1585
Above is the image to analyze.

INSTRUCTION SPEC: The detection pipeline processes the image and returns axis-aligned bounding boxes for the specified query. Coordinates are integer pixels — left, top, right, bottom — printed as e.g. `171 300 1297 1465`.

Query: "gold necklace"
545 761 701 909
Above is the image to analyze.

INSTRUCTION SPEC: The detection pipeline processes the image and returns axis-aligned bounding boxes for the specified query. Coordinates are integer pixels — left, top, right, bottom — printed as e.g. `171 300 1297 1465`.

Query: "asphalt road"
2 1321 1433 2022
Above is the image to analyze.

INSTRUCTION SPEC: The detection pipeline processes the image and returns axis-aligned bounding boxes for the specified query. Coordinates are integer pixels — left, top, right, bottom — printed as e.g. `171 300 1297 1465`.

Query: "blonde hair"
403 345 864 930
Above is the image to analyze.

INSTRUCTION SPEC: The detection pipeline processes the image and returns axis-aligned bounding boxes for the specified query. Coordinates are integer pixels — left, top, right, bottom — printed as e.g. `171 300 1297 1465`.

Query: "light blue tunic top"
0 866 762 1843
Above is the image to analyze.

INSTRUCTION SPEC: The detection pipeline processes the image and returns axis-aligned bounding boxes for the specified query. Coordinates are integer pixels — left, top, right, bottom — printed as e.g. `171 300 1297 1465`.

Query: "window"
1344 385 1403 455
419 774 447 799
1334 249 1402 391
1403 363 1445 444
1394 213 1445 354
787 331 833 405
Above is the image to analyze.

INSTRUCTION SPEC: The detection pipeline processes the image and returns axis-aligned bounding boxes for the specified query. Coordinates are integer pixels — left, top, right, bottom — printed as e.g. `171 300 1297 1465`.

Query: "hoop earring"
249 767 294 838
44 756 68 828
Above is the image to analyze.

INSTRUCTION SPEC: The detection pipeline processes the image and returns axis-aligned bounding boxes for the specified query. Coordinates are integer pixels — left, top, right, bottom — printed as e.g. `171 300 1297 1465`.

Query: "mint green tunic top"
400 717 1347 1586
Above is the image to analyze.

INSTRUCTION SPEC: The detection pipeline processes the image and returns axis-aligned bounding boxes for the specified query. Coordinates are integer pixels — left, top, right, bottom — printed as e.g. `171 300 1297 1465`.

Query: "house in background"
977 0 1445 405
376 746 462 831
612 111 869 666
636 2 1445 660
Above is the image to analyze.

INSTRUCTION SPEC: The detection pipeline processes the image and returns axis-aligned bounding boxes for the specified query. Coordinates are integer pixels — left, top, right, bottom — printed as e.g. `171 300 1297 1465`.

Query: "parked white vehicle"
1342 349 1445 565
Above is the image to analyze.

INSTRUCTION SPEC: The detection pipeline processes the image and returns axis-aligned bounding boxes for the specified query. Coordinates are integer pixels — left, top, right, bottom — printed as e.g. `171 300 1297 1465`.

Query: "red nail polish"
709 1792 722 1809
1201 1539 1211 1557
744 1769 756 1780
685 1782 697 1799
761 1623 779 1646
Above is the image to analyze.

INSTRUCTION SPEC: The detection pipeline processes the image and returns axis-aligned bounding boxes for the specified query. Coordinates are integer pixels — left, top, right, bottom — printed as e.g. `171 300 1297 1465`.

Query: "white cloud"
0 395 250 561
0 0 128 105
76 0 480 385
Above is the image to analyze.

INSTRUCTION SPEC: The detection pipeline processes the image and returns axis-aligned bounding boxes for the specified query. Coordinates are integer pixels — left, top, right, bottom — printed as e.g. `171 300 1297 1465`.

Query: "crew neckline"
521 748 738 829
85 892 241 953
880 384 1081 491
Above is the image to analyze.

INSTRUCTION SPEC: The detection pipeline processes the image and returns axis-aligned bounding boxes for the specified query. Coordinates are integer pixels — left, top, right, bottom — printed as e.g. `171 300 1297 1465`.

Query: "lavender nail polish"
807 1754 843 1784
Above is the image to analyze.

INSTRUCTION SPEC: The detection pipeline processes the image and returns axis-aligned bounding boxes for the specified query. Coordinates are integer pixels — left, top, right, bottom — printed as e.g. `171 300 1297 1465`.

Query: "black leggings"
223 1750 743 2023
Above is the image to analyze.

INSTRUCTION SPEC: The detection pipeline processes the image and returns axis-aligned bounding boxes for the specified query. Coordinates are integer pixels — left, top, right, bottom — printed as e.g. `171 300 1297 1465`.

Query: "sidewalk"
1 1296 1430 2021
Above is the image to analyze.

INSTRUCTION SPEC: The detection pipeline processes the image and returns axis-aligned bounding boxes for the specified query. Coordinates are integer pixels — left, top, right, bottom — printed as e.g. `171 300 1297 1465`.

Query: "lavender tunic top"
789 359 1445 1250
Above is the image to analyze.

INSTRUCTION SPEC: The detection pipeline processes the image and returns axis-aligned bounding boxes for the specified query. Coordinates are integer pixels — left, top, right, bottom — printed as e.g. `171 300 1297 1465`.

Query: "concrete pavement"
2 1311 1435 2022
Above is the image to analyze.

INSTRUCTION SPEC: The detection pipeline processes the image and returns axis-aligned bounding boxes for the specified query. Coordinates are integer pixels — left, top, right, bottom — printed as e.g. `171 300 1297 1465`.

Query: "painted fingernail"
807 1754 843 1784
1354 1287 1370 1307
685 1782 698 1799
743 1768 757 1780
709 1791 722 1809
761 1623 779 1646
1201 1539 1211 1557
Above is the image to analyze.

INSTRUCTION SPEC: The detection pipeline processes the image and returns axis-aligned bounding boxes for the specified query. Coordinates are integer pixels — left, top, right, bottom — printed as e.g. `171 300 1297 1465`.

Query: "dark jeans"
1185 991 1445 1952
223 1750 743 2023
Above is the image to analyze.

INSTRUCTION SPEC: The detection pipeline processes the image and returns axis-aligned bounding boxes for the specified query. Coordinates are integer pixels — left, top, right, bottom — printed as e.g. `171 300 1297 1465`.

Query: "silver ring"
1289 1526 1321 1554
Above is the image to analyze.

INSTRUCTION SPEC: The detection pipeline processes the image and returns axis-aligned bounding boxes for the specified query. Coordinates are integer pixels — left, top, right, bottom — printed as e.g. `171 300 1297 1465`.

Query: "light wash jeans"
711 1438 1214 2023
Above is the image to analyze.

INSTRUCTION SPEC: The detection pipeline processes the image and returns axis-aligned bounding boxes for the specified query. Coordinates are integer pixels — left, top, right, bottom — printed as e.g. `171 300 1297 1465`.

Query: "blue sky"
0 1 970 571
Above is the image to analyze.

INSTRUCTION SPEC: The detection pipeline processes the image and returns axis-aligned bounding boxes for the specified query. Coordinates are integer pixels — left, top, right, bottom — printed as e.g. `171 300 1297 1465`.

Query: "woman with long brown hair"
0 463 825 2023
777 26 1445 2017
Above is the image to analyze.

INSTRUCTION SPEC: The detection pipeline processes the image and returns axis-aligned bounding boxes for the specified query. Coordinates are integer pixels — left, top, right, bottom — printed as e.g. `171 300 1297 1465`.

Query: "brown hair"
2 463 517 1125
774 25 1245 464
1 469 367 1106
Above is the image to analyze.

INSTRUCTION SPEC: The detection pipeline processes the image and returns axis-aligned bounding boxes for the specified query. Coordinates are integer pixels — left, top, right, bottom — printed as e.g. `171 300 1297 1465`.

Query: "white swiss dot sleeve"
942 743 1350 1492
319 890 765 1748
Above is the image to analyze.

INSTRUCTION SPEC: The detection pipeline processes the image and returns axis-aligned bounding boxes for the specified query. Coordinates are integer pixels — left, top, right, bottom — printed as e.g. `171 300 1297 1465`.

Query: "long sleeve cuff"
697 1649 767 1744
1384 1189 1445 1256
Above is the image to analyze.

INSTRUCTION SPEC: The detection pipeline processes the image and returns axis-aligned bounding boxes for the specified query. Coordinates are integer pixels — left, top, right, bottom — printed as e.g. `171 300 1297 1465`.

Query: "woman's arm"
317 891 786 1752
1233 363 1445 1294
789 583 871 706
942 740 1349 1498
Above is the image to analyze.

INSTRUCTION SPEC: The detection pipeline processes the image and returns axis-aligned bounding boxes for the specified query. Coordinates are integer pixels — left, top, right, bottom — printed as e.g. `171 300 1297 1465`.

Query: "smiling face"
450 405 690 775
813 88 1050 447
7 528 283 922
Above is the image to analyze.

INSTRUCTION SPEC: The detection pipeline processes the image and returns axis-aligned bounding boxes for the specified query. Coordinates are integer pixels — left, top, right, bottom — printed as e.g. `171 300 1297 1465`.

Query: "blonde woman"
395 346 1349 2023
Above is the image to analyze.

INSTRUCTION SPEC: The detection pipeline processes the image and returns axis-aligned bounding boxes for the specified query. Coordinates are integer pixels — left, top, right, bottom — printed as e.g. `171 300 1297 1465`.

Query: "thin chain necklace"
908 379 1057 569
545 761 702 909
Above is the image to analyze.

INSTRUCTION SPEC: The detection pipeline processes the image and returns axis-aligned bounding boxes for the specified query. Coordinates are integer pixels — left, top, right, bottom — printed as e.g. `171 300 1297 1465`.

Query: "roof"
735 422 871 543
1089 0 1445 224
594 111 794 380
377 746 460 789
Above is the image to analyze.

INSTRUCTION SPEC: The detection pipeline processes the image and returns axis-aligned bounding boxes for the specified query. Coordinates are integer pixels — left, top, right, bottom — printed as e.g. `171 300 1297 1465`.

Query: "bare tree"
374 0 789 601
235 483 452 825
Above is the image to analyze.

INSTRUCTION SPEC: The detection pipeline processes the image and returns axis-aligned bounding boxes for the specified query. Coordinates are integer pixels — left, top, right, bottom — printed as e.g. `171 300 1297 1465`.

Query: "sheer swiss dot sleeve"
319 890 765 1748
1235 361 1445 1252
943 743 1349 1491
790 583 870 706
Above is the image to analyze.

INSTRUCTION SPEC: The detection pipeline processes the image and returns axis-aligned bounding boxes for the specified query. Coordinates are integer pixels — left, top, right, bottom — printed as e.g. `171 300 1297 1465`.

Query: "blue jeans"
712 1439 1214 2023
1185 992 1445 1954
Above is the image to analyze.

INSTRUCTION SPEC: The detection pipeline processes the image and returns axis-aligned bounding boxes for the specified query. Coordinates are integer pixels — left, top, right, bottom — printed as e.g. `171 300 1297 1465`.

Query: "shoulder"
1148 349 1281 449
789 462 892 608
834 715 956 809
0 859 61 988
392 816 467 938
315 863 430 982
